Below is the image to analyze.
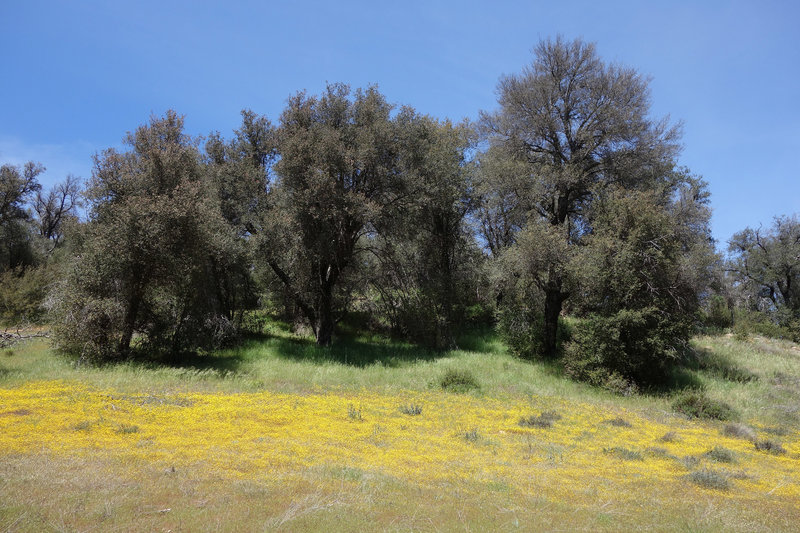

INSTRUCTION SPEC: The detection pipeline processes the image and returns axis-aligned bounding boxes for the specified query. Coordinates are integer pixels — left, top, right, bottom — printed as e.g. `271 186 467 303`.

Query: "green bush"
439 368 480 393
672 391 737 421
704 446 736 463
563 309 688 390
732 309 800 342
0 265 56 325
701 294 733 330
399 404 422 416
518 411 562 428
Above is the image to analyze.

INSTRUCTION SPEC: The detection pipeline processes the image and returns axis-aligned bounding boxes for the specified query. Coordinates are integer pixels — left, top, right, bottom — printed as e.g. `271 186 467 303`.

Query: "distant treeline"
2 37 797 390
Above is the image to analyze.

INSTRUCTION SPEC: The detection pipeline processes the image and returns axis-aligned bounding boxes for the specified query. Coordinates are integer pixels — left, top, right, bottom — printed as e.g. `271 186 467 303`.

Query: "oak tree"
481 36 681 356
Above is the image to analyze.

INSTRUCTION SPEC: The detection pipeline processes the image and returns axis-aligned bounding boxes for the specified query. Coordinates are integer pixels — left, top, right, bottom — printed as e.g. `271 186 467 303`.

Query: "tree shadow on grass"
685 346 759 383
255 326 501 368
531 349 706 396
90 346 247 375
266 334 442 368
649 367 706 394
159 350 245 373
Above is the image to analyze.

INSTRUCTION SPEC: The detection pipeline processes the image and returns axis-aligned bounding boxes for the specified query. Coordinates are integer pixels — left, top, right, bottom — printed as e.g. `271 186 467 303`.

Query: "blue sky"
1 0 798 246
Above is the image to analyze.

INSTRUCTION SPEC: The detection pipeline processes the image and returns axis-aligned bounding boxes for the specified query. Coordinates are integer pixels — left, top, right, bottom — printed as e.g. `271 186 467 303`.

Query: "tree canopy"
728 215 800 322
480 36 687 358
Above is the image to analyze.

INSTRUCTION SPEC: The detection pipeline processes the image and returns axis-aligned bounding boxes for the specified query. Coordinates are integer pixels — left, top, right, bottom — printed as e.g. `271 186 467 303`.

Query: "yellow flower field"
2 379 798 515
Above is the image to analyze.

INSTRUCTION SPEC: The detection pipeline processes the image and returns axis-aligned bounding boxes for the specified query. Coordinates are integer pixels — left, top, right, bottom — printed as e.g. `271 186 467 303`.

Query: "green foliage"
732 309 800 342
728 215 800 326
0 265 55 324
702 294 734 330
564 309 681 391
260 84 482 348
439 368 480 393
497 304 544 359
1 163 81 302
672 391 737 421
50 111 240 361
481 37 687 357
497 303 572 360
0 162 43 273
564 186 712 388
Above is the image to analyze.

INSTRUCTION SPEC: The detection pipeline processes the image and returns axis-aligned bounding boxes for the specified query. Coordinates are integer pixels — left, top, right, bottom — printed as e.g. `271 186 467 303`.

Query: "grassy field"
1 322 799 531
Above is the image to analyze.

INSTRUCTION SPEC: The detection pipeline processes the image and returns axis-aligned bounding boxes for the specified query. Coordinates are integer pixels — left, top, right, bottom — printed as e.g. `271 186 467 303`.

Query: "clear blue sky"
1 0 798 246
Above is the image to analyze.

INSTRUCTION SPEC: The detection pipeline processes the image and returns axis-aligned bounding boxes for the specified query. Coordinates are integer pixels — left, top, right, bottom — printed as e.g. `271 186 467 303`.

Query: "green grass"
2 324 800 432
692 335 800 426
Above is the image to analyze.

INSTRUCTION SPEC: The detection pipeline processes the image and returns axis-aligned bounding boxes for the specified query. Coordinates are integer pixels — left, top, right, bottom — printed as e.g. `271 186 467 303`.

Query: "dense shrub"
563 187 712 389
497 304 544 359
753 439 786 455
563 309 689 390
0 265 55 324
701 294 734 330
518 411 562 428
685 468 730 490
672 391 737 421
731 309 800 342
439 368 480 393
704 446 736 463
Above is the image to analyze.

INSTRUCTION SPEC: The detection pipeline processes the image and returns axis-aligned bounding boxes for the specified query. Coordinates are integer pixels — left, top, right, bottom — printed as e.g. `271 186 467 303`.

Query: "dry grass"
1 453 799 532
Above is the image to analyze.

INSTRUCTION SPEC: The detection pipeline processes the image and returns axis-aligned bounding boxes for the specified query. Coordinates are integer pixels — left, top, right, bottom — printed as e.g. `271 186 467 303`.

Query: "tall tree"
34 174 81 247
51 111 235 359
369 116 478 348
481 36 681 356
204 110 277 319
264 84 416 345
0 162 43 271
728 215 800 320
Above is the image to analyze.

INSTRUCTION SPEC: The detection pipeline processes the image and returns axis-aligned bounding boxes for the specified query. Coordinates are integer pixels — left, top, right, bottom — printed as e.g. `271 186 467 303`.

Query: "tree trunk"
315 286 335 346
542 281 564 358
118 290 142 357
